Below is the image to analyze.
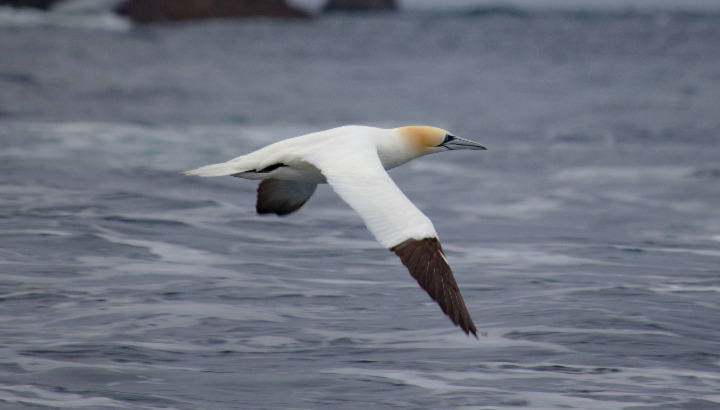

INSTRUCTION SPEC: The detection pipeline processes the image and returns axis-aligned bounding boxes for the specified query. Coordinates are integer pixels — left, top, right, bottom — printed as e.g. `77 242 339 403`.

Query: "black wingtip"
391 237 478 338
465 325 479 339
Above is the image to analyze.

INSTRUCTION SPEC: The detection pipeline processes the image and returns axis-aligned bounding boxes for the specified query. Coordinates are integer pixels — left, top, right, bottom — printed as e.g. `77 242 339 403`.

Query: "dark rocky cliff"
115 0 311 23
323 0 397 12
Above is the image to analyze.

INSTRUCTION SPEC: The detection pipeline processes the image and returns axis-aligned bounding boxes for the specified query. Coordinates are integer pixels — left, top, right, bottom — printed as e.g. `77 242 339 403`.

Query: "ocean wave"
0 2 129 31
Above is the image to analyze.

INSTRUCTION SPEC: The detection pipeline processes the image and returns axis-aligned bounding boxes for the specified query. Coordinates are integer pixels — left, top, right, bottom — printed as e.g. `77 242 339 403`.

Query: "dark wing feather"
391 237 477 337
256 179 317 216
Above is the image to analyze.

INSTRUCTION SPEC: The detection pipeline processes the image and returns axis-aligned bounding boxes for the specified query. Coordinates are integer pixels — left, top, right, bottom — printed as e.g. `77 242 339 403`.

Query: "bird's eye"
442 134 455 145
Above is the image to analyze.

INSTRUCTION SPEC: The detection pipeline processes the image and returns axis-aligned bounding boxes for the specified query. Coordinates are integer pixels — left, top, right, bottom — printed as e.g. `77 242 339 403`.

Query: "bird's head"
396 126 487 155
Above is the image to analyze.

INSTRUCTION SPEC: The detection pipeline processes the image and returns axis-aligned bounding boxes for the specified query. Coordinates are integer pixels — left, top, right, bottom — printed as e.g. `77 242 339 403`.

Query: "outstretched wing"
303 143 477 336
303 142 436 249
391 238 477 337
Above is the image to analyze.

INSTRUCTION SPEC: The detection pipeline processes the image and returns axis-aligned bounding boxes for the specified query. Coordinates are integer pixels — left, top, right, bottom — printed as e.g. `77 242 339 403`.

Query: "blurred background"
1 1 719 408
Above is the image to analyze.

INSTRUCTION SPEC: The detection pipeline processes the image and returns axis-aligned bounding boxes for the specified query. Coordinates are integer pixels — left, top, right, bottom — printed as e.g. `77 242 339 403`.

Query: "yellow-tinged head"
395 125 487 155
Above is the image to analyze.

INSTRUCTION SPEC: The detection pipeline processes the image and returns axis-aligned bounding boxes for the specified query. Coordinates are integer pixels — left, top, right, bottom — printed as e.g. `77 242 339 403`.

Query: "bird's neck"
376 132 427 170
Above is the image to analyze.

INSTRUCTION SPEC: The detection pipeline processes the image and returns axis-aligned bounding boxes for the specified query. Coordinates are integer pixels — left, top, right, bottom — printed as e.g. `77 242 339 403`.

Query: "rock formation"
323 0 397 12
115 0 310 23
0 0 61 9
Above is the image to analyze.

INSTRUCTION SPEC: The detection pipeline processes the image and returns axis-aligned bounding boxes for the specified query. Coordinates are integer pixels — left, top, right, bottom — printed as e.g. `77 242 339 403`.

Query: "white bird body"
190 126 423 181
184 125 486 336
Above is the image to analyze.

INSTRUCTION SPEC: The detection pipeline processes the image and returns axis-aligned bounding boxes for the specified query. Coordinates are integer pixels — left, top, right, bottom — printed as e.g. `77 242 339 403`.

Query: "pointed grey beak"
442 136 487 151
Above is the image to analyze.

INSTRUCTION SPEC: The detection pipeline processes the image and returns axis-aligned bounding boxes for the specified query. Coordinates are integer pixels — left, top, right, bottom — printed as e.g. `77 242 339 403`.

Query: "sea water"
1 5 719 409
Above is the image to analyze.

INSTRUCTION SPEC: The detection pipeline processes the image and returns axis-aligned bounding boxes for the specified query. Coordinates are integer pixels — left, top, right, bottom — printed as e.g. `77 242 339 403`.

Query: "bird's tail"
182 161 247 177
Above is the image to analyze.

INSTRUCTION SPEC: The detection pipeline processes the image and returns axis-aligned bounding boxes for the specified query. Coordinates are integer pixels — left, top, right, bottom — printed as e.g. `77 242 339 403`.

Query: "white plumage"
184 125 487 336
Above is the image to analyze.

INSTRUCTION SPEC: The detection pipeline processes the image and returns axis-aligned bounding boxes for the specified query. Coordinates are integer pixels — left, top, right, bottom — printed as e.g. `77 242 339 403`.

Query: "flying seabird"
183 125 487 337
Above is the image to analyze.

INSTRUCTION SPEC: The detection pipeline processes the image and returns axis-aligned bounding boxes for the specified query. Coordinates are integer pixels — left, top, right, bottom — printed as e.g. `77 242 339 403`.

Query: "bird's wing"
302 142 435 248
256 179 317 216
391 238 477 337
303 144 477 336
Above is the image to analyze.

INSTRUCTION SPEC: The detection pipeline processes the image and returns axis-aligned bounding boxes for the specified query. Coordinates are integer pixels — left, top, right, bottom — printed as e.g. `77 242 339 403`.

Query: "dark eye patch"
442 134 455 145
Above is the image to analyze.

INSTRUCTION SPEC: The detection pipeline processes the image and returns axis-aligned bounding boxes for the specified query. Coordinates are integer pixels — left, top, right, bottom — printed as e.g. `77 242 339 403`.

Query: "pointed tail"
182 161 244 177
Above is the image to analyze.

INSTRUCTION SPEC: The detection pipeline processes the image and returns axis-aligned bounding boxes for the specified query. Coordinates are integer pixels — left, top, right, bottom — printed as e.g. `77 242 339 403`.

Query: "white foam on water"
554 166 694 182
407 160 473 177
450 244 602 270
0 5 130 31
245 336 302 348
454 197 562 220
76 257 237 283
0 229 75 237
0 384 137 409
65 300 285 324
299 278 385 286
2 122 330 172
514 391 654 410
650 284 720 294
492 324 678 338
322 368 640 409
325 367 482 392
120 340 223 354
304 326 572 352
93 232 239 268
2 13 719 407
325 363 720 409
652 247 720 258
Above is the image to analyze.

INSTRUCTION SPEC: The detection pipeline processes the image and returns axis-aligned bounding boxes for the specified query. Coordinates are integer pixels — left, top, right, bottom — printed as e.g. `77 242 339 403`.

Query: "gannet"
184 125 487 337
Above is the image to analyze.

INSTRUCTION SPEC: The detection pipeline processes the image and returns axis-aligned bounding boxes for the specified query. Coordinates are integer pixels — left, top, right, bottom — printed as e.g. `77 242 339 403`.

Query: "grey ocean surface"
1 6 720 409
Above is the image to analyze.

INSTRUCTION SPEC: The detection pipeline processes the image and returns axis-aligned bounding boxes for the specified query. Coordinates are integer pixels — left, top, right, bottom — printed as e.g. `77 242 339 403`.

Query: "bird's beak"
442 137 487 151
